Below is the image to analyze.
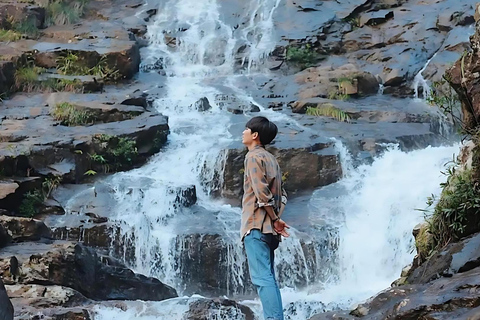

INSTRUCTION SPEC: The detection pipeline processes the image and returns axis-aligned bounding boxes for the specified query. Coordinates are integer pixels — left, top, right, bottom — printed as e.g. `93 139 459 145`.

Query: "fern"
306 105 351 122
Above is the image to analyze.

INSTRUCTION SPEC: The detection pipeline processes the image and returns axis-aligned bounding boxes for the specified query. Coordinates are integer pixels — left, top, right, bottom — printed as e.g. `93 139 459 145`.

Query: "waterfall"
291 142 460 310
413 53 437 99
88 0 462 318
99 0 285 298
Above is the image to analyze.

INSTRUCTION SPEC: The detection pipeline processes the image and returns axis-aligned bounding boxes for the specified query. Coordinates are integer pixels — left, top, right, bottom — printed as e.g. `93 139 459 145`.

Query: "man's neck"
247 142 262 151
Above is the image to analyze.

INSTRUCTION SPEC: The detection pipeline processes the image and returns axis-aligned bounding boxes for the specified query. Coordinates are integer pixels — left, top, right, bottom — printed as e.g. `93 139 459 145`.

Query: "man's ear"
252 132 259 140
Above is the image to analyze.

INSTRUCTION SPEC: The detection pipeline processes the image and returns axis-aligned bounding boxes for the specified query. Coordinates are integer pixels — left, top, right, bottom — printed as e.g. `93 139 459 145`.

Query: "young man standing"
241 116 289 320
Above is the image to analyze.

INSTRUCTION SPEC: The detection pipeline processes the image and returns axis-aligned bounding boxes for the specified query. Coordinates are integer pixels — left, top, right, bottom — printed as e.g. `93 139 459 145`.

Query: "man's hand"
274 219 290 238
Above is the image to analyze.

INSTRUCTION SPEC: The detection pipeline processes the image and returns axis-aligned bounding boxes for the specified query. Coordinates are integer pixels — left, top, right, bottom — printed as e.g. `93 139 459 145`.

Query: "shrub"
286 44 322 69
57 52 121 81
19 190 44 217
13 17 40 39
93 134 138 169
0 29 22 42
51 102 95 126
45 0 89 26
14 66 45 92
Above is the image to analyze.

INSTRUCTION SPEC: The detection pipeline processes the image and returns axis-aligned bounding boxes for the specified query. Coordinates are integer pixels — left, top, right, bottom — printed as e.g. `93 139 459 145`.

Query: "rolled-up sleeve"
246 155 274 207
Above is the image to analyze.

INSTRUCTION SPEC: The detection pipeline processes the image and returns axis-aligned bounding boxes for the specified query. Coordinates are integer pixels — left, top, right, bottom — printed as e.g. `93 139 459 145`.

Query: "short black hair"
245 116 278 146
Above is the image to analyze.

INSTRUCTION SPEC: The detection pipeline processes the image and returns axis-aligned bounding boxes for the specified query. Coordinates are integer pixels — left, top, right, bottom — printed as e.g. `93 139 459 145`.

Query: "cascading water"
89 0 462 318
413 53 437 99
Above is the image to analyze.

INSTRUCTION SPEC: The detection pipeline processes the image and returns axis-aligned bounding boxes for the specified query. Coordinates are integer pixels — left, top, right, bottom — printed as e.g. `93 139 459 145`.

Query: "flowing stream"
91 0 460 318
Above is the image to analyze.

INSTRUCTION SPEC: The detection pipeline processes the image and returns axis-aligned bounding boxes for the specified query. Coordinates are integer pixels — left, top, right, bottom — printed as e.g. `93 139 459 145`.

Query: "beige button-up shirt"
241 146 287 240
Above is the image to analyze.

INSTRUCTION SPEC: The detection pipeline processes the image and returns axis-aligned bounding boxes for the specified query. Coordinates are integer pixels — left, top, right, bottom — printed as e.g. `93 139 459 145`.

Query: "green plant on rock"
42 176 62 198
56 52 89 75
286 44 321 69
45 0 89 26
327 90 350 101
0 29 22 42
13 17 40 39
51 102 95 126
421 164 480 253
93 134 138 169
89 55 121 81
14 66 45 92
19 190 44 217
306 104 351 122
426 79 462 127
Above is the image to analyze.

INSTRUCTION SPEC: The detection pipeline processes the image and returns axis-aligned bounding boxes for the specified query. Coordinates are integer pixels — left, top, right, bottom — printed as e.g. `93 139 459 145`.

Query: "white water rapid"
90 0 461 319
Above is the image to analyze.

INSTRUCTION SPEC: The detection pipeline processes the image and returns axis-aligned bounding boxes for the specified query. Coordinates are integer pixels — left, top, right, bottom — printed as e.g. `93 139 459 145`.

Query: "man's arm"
246 155 290 237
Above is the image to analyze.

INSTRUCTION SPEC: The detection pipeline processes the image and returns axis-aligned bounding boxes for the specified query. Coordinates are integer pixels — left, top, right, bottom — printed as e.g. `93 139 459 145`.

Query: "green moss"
51 102 95 126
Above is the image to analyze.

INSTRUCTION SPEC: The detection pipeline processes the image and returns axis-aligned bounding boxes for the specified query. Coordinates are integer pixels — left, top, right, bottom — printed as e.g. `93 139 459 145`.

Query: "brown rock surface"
0 215 52 241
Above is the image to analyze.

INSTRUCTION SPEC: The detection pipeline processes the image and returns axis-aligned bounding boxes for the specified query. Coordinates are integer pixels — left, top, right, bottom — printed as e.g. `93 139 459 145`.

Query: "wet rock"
359 10 394 27
295 65 379 99
172 185 197 208
222 144 341 202
0 216 52 242
0 4 45 29
51 224 111 248
174 233 250 296
121 95 148 109
407 232 480 284
0 94 169 184
312 266 480 320
0 223 11 248
0 242 178 301
14 307 91 320
7 284 89 309
0 61 15 95
0 177 42 214
194 97 212 112
0 277 13 320
186 298 255 320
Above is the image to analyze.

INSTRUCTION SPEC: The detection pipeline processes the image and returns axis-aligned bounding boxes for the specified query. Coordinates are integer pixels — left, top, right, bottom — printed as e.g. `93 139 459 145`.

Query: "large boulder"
0 216 52 242
0 277 13 320
221 145 341 204
0 241 177 301
185 298 255 320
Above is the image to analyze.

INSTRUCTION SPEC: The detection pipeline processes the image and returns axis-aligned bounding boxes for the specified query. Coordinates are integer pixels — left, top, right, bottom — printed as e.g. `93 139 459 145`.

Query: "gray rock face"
0 278 13 320
0 242 177 301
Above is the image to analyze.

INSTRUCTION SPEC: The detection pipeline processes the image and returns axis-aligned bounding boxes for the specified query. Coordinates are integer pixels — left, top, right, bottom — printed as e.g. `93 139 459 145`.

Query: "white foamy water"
286 143 460 314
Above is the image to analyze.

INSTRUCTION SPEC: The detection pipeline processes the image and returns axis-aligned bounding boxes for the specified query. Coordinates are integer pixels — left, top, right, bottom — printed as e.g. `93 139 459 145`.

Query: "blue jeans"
244 229 284 320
